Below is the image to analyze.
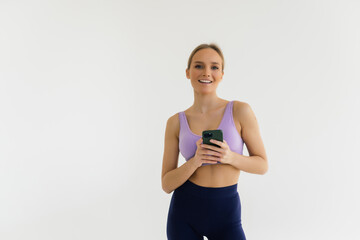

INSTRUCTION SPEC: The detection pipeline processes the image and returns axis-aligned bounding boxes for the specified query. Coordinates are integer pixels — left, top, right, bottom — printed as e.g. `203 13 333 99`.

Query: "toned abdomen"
188 164 240 187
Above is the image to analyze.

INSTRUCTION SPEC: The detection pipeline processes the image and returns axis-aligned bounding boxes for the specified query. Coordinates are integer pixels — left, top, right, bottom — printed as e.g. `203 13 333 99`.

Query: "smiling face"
186 48 224 93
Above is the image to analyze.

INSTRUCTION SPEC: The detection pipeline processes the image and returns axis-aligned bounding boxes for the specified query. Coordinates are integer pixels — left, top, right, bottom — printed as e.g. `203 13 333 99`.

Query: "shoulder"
232 100 251 114
166 112 181 126
165 112 181 139
232 100 255 124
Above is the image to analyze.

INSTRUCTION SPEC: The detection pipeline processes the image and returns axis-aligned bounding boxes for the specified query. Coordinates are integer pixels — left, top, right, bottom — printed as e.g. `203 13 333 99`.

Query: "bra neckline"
182 101 232 137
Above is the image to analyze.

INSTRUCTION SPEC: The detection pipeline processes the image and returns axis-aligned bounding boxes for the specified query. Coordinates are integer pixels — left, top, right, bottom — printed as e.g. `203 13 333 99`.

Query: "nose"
203 67 210 77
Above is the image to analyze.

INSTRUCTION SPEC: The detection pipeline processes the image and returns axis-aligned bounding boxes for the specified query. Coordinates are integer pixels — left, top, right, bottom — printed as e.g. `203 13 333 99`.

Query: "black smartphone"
202 130 223 148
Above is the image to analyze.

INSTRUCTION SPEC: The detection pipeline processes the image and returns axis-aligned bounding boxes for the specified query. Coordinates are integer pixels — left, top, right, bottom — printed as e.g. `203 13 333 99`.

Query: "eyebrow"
194 61 220 65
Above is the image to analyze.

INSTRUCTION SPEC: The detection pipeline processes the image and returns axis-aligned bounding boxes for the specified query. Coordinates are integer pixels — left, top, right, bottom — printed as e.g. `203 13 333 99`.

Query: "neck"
192 93 224 114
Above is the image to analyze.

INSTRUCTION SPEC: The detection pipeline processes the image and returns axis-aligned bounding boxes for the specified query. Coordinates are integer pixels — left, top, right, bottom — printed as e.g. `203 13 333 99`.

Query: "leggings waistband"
175 180 238 199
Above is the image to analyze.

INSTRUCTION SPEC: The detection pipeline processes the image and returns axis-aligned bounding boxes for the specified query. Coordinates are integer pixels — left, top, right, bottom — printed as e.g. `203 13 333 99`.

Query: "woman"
161 43 268 240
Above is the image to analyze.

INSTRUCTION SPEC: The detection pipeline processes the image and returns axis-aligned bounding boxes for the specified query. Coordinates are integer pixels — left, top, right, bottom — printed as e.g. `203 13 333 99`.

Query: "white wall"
1 0 359 239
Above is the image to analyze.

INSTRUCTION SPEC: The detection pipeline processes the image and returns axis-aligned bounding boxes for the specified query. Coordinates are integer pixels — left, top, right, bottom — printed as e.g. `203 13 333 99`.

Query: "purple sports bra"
178 100 244 166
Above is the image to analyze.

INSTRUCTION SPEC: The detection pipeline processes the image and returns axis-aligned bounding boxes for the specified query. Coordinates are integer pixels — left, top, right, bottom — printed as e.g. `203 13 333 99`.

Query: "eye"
194 65 219 69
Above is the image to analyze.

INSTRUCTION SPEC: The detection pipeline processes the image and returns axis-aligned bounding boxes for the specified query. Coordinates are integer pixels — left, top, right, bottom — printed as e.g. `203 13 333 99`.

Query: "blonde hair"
187 43 224 72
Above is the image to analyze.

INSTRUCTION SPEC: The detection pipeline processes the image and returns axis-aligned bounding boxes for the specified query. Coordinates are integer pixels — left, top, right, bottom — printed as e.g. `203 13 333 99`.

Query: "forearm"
162 158 198 194
229 152 268 175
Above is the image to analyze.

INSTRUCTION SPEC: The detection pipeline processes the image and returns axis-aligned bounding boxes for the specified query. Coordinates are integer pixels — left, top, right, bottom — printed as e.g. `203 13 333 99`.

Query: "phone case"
202 129 223 148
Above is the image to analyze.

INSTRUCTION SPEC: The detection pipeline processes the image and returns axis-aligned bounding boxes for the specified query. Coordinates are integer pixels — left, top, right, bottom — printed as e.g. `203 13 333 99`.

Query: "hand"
190 138 221 168
200 139 234 165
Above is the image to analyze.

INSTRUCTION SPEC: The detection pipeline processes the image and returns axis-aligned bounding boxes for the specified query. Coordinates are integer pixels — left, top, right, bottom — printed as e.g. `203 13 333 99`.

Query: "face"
186 48 224 93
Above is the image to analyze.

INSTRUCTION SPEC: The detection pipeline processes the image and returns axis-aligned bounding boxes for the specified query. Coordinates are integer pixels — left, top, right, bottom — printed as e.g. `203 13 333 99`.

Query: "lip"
198 79 213 83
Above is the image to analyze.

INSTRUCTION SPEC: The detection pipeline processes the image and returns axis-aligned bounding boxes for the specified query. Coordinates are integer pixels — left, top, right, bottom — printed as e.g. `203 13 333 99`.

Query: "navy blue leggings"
167 180 246 240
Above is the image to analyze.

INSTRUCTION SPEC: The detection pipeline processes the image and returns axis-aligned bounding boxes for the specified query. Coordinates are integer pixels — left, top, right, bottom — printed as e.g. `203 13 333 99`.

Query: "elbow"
260 159 269 175
164 189 173 194
162 185 172 194
161 177 173 194
162 186 173 194
260 168 268 175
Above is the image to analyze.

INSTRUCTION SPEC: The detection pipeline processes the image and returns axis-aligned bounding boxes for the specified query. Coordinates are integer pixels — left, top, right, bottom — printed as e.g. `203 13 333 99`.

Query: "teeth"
199 80 212 83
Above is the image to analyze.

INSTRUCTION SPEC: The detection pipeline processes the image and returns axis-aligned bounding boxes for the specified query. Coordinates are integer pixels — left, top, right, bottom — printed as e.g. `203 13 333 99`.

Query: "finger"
204 160 219 165
202 155 220 161
202 144 223 153
207 155 222 163
196 138 203 146
210 139 224 148
202 160 218 164
203 161 218 164
201 144 223 154
203 150 222 157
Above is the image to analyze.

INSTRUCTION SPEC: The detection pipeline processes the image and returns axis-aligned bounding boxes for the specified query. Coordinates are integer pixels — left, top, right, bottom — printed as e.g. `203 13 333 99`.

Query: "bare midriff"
188 164 240 187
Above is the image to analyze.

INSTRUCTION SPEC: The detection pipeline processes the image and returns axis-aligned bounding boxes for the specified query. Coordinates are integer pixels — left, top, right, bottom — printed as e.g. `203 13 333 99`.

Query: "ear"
186 68 190 79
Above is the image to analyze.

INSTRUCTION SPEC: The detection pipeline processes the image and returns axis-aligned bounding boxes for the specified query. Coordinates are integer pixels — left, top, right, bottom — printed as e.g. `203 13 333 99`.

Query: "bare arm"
162 158 198 194
161 114 198 194
229 153 268 174
229 102 268 174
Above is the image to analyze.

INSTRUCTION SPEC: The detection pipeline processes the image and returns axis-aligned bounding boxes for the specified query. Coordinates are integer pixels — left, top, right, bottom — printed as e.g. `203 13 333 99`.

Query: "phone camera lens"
204 132 213 138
